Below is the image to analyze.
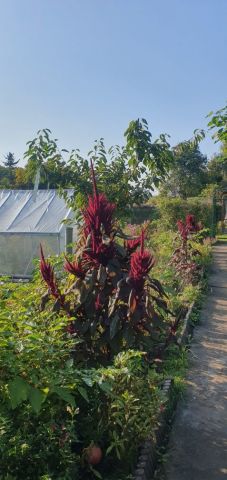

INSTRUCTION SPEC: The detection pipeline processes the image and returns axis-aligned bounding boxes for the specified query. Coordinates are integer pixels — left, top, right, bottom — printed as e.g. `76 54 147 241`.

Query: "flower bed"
0 166 212 479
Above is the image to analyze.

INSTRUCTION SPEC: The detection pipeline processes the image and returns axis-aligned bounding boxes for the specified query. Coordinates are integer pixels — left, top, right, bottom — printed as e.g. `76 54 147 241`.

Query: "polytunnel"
0 189 77 277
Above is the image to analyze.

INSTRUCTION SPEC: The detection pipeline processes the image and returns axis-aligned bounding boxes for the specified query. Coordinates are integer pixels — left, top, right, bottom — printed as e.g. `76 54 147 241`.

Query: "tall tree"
160 138 207 199
206 141 227 183
3 152 19 168
24 120 173 220
14 167 29 189
63 119 173 219
124 118 173 187
24 129 69 188
3 152 19 185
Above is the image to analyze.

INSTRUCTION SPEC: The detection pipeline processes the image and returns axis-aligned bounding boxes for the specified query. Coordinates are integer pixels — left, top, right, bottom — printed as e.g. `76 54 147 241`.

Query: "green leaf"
123 325 135 346
8 377 29 409
28 387 46 414
81 375 94 387
78 387 89 402
110 313 120 340
53 387 76 406
66 358 74 368
98 381 112 394
90 466 102 479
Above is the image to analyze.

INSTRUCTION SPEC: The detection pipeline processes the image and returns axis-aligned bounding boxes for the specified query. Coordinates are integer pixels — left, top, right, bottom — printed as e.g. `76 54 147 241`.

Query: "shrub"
155 196 213 231
40 162 170 362
0 284 162 480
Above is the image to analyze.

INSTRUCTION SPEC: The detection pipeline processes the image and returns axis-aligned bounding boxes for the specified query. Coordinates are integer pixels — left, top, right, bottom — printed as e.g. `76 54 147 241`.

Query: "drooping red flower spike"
186 214 200 233
95 293 103 311
129 230 155 292
64 257 86 279
125 226 149 253
40 245 61 300
177 220 188 242
125 237 141 253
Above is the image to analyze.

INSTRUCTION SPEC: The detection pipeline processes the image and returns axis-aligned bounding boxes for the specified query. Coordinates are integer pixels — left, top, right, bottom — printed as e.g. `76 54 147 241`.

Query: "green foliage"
124 118 173 187
199 183 219 198
160 138 207 198
0 281 80 478
3 152 19 169
24 129 70 189
13 119 173 219
0 153 19 188
207 104 227 143
64 116 173 220
61 140 147 220
0 283 162 479
0 165 11 188
155 196 213 231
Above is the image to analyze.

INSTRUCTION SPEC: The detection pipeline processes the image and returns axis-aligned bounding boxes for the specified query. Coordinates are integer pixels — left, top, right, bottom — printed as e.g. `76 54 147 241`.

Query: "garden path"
162 242 227 480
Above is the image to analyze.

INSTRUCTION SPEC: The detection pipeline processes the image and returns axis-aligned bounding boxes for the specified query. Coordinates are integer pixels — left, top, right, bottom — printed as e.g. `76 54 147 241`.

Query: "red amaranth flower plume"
186 214 200 233
64 257 86 279
129 230 155 292
95 293 103 311
80 160 116 267
83 160 116 238
125 237 141 253
83 192 116 238
125 223 149 253
82 235 115 268
40 245 62 301
177 220 188 242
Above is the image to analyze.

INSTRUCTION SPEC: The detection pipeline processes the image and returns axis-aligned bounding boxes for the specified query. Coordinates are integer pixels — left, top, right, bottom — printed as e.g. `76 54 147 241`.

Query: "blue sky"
0 0 226 165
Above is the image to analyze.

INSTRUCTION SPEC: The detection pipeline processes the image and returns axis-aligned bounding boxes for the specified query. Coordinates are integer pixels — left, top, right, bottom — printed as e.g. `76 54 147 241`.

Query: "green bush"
0 279 163 480
155 196 213 230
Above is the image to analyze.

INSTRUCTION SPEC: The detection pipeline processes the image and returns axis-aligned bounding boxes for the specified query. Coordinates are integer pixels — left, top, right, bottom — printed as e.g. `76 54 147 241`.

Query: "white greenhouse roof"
0 189 73 234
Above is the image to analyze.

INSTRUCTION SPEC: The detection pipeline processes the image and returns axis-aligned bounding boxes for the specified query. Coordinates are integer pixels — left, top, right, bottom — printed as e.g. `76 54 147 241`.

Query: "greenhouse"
0 189 76 277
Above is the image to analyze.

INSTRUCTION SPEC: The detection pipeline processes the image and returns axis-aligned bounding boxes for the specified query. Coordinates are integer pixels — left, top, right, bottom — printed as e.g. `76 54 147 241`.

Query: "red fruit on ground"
86 445 103 465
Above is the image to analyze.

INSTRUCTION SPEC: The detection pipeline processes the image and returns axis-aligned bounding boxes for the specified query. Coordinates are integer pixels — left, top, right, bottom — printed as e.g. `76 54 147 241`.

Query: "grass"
217 234 227 241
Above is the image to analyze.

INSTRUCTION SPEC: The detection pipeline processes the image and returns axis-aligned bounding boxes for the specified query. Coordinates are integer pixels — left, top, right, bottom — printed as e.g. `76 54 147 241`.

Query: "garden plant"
0 164 212 480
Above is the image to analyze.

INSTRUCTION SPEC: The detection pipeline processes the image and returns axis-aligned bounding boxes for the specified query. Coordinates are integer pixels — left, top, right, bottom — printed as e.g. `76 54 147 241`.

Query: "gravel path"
162 243 227 480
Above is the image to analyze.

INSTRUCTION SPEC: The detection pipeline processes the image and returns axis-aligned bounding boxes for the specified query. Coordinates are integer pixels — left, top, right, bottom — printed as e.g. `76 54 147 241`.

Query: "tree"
3 152 19 185
24 120 173 220
0 166 11 188
64 119 173 220
160 138 208 199
63 138 156 219
124 118 173 187
207 104 227 143
24 129 70 188
14 167 29 189
206 155 224 184
3 152 18 168
205 141 227 184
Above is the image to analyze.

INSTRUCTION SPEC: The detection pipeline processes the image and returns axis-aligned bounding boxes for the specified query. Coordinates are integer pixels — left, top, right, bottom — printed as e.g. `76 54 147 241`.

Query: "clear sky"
0 0 226 165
